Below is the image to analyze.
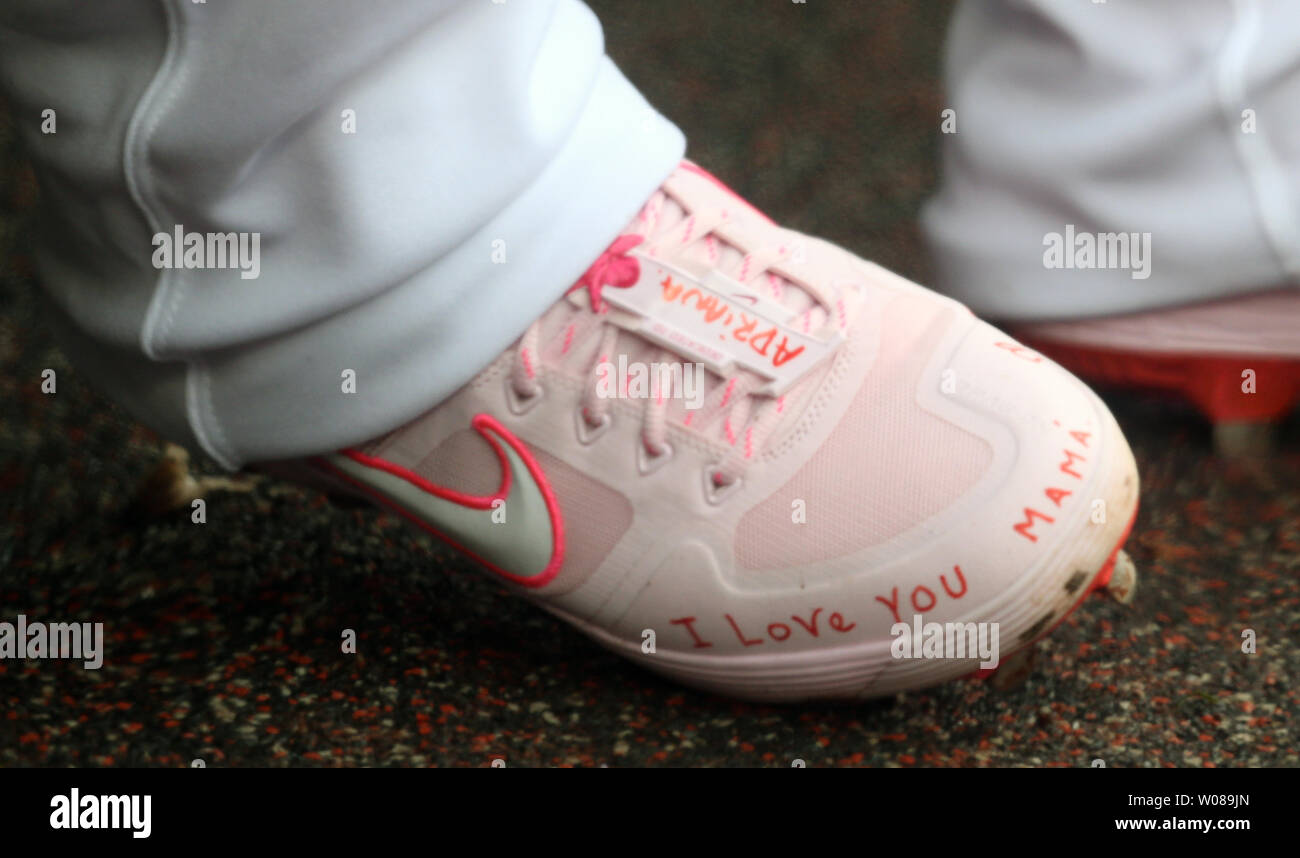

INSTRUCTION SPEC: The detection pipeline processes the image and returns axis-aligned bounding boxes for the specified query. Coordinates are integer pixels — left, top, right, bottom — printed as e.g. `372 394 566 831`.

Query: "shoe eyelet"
574 408 612 445
505 378 544 416
702 465 743 505
636 441 675 475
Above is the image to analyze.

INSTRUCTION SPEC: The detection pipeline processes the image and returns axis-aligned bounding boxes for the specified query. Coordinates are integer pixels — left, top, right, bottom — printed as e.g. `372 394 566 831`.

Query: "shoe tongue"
645 191 827 333
533 174 839 449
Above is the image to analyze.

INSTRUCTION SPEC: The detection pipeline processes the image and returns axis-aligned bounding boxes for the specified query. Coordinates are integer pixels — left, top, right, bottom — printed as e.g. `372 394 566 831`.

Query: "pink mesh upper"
735 294 993 570
530 448 633 595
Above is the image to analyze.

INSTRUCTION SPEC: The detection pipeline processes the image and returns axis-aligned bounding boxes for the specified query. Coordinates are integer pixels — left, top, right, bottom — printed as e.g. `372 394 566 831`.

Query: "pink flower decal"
570 234 644 312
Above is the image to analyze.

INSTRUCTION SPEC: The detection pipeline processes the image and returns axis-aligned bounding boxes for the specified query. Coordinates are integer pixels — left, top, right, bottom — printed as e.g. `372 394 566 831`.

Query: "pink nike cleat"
1014 288 1300 456
279 162 1141 701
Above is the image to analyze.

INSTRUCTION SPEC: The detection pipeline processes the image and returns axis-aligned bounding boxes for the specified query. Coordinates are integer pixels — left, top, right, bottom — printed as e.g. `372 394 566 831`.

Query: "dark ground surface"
1 1 1297 767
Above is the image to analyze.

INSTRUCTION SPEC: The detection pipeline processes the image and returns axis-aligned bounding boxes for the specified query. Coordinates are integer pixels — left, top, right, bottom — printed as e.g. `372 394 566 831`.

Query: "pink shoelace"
509 188 852 494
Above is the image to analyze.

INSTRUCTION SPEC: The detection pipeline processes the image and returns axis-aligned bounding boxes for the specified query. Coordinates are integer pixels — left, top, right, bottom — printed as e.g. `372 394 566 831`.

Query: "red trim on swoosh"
315 414 565 589
339 421 512 510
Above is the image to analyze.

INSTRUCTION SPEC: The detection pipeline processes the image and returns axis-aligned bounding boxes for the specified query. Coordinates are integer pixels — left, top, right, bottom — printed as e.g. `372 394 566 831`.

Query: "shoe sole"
543 393 1141 702
293 391 1141 703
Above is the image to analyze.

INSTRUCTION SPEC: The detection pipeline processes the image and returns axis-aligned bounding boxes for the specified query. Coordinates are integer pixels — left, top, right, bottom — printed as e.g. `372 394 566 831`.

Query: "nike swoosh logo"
313 414 565 588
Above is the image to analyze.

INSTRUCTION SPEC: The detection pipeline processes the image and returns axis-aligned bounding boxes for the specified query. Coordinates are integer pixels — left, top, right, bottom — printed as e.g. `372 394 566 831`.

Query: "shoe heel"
1016 335 1300 454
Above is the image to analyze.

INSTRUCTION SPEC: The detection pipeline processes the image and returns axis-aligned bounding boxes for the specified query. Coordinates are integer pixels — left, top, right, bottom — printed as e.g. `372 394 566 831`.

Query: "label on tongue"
594 251 841 395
